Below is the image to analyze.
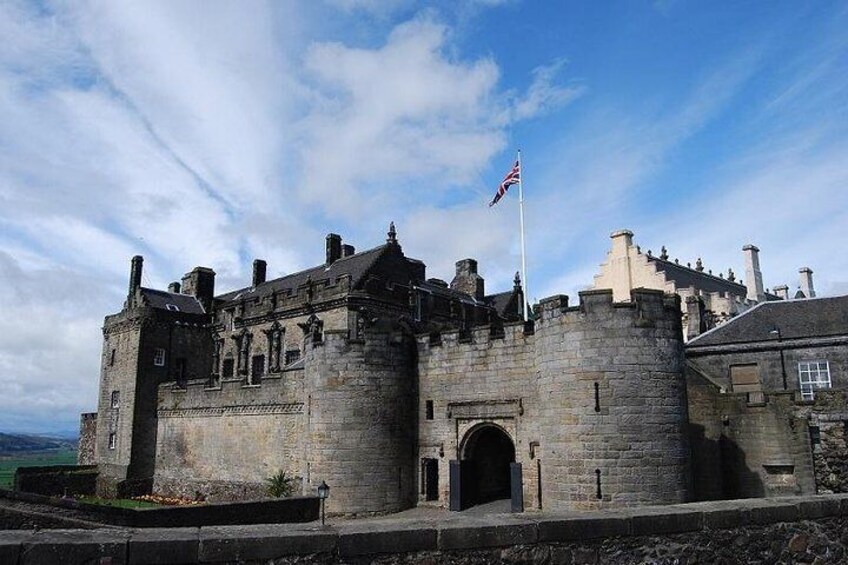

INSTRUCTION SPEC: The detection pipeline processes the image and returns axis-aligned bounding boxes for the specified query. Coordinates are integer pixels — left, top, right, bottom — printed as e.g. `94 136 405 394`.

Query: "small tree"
266 469 294 498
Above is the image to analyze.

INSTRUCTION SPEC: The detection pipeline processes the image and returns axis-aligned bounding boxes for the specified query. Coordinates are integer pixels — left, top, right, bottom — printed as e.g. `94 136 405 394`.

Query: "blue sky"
1 0 846 434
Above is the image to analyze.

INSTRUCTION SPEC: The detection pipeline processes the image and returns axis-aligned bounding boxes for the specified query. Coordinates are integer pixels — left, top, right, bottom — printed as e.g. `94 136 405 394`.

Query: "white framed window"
154 348 166 367
798 360 831 400
108 433 116 450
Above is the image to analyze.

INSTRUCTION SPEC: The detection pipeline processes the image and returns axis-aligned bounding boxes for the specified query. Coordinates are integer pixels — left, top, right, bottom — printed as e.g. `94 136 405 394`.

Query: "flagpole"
517 149 529 321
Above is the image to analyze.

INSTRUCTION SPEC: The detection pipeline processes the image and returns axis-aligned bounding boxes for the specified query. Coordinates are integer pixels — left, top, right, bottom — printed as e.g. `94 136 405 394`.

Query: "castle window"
165 303 180 312
730 364 761 393
250 354 265 385
109 349 116 366
108 433 116 450
222 357 234 378
425 400 434 420
153 348 166 367
285 349 301 365
798 361 831 400
110 391 120 409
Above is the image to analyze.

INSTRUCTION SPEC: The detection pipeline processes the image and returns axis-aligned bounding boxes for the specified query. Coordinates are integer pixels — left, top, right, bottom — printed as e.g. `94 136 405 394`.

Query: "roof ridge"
648 255 748 290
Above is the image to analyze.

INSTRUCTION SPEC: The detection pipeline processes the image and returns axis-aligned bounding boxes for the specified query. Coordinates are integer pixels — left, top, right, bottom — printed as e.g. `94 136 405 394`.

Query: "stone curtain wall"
416 321 540 509
154 368 306 502
4 495 848 564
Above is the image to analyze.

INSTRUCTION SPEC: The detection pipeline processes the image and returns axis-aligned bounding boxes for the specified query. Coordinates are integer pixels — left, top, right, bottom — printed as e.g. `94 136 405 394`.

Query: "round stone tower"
304 323 416 515
535 288 690 510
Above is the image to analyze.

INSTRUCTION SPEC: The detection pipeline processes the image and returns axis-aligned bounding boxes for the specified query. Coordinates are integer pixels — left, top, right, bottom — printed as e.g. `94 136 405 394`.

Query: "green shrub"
265 469 294 498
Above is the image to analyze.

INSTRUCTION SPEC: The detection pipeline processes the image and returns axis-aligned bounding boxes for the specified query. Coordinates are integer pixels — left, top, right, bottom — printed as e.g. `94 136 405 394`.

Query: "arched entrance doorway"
461 425 516 505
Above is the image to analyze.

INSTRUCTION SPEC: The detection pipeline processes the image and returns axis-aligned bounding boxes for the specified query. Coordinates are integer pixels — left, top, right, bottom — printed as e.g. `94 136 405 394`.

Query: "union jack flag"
488 160 520 207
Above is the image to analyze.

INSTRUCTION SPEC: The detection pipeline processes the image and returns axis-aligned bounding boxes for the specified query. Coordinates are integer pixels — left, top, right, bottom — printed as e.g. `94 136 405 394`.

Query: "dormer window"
166 304 180 312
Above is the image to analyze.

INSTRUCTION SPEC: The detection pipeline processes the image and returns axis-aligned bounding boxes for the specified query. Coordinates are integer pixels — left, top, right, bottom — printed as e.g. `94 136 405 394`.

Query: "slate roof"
486 290 522 321
215 244 391 304
416 279 484 305
140 288 206 315
646 256 776 298
687 295 848 347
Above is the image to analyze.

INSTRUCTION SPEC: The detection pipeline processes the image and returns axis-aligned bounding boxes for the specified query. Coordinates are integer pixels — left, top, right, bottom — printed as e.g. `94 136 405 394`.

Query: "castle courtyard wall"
154 369 306 501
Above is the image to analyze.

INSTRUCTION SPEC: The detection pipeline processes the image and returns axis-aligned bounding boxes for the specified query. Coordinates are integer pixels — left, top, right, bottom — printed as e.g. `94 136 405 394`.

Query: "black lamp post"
317 481 330 525
770 327 787 390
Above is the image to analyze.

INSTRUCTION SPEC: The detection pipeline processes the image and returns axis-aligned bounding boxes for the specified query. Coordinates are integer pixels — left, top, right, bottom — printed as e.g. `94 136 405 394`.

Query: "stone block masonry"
417 288 689 512
4 494 848 564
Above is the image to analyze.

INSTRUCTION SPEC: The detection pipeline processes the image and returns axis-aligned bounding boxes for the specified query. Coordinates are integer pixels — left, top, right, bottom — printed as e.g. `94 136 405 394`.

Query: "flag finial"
387 221 397 244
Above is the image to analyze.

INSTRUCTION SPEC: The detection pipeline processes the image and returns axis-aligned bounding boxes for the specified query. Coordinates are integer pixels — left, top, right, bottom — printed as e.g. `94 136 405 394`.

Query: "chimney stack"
168 281 181 294
685 295 707 341
773 284 789 300
742 244 765 302
450 258 485 300
799 267 816 298
326 234 342 265
128 255 143 302
342 244 356 258
252 259 267 287
181 267 216 313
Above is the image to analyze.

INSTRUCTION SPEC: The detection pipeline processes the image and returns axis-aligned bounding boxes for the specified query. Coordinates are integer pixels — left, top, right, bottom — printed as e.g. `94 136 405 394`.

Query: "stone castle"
81 224 847 515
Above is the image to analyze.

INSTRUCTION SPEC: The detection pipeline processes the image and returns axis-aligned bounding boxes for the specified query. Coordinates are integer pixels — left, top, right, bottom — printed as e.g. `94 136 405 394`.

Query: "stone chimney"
181 266 216 312
252 259 267 287
128 255 143 302
326 233 342 265
685 295 707 341
168 281 181 294
742 245 765 302
799 267 816 298
773 284 789 300
450 259 485 300
342 244 356 258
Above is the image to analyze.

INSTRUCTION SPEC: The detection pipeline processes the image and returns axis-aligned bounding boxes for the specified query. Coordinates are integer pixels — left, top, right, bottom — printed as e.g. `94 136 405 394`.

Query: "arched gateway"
460 424 516 506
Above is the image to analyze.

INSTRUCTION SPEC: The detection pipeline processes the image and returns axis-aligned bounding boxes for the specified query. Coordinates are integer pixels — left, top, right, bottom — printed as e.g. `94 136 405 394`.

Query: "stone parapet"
4 495 848 564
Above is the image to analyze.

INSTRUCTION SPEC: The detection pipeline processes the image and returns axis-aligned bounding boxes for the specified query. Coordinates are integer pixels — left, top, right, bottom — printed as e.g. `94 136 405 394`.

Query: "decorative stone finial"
708 269 712 275
687 262 691 268
728 268 736 282
647 249 652 257
514 271 522 288
674 258 679 265
696 258 704 272
636 245 641 253
387 222 397 244
660 246 668 260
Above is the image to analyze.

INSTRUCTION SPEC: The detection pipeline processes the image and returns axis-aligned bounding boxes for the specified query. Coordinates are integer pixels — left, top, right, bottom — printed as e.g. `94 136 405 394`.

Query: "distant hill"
0 433 77 455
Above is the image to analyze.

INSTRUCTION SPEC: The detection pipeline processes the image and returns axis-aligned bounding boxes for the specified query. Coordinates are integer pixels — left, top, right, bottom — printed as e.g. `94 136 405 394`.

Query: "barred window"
153 348 166 367
110 390 120 409
108 433 116 450
798 361 831 401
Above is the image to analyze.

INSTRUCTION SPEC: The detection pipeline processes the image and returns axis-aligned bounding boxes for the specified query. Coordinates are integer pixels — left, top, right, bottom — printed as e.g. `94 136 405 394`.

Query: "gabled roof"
486 289 522 321
215 244 392 305
687 294 848 347
140 288 206 315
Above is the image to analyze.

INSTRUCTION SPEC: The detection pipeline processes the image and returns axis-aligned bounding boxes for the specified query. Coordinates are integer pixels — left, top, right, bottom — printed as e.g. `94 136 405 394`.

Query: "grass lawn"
0 448 78 488
76 496 161 509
